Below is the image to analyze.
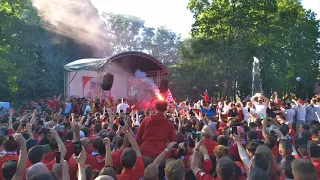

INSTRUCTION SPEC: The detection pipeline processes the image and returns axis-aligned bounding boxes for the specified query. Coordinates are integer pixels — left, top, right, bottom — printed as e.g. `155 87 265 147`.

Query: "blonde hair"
165 159 185 180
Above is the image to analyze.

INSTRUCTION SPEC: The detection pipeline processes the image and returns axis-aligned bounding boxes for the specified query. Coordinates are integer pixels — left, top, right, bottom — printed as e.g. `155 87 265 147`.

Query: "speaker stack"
101 73 114 91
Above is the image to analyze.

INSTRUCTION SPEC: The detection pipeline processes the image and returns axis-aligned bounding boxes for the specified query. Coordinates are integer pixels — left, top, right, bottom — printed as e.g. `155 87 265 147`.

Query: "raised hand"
13 133 26 147
166 142 177 152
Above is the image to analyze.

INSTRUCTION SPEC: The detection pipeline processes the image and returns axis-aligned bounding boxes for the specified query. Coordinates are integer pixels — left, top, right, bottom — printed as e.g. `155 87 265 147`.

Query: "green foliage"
170 0 320 99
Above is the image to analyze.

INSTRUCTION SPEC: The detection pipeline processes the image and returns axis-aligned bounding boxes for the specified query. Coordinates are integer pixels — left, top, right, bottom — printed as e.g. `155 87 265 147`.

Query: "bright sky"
92 0 320 39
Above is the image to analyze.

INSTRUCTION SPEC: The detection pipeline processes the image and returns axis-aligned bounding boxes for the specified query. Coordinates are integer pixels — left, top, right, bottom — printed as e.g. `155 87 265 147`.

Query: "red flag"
204 90 210 103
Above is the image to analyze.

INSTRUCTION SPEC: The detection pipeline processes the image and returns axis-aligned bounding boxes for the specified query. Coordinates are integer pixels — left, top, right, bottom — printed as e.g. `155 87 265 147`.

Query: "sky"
92 0 320 38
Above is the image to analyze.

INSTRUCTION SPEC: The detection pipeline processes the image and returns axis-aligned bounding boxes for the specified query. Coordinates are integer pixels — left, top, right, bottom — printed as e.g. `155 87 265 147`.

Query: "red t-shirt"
201 159 214 175
312 159 320 179
229 142 246 161
202 138 218 157
117 156 144 180
112 149 124 174
135 113 177 158
43 150 55 163
271 146 279 160
64 141 74 162
0 153 19 178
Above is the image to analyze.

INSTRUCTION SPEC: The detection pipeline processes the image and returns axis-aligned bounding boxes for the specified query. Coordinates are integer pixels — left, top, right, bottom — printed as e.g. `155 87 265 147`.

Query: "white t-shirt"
254 103 267 118
242 107 256 121
294 105 306 121
117 103 130 113
284 109 295 123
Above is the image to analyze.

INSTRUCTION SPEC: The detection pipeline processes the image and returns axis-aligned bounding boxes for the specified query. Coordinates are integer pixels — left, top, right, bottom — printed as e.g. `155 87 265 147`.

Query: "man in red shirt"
136 100 177 159
0 135 20 178
117 124 144 180
201 125 218 156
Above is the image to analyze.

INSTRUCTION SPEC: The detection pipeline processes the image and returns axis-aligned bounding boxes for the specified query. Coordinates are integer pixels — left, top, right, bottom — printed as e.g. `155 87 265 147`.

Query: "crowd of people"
0 92 320 180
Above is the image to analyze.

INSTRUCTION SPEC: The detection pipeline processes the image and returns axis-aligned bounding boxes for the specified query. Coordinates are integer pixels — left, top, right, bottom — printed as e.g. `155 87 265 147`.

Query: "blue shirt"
199 107 216 117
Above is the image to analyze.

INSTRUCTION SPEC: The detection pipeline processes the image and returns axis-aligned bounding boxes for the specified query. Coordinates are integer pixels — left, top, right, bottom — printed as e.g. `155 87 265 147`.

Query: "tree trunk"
226 77 233 98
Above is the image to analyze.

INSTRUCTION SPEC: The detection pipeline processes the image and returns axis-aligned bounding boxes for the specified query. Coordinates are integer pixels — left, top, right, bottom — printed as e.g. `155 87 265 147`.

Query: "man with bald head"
26 162 49 180
95 175 115 180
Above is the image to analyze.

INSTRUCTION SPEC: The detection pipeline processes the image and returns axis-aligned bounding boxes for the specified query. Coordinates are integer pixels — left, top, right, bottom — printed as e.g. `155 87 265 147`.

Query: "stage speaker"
101 73 114 91
159 80 169 93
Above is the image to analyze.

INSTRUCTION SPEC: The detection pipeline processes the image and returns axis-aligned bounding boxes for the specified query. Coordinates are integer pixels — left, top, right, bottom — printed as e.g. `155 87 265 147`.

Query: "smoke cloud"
31 0 109 56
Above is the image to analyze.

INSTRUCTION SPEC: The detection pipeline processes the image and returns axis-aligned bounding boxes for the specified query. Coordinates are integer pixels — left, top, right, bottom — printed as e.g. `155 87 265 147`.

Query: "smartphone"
232 126 238 135
248 108 251 113
310 144 320 158
55 151 61 163
119 118 125 126
73 141 82 156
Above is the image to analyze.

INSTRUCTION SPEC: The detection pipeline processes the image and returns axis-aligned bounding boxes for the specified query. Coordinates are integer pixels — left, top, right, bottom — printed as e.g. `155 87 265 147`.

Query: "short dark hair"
300 130 312 140
248 167 269 180
246 141 262 155
155 100 167 112
81 127 90 137
216 156 235 179
4 136 18 152
120 148 137 169
249 122 257 129
112 136 124 149
28 145 44 164
279 139 293 155
264 135 277 149
280 155 295 179
247 131 259 142
300 124 310 131
217 135 228 147
292 159 318 180
2 160 17 180
252 153 268 171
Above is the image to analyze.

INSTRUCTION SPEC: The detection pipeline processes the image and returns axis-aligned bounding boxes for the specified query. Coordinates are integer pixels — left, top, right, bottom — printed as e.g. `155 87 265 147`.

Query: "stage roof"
64 51 168 75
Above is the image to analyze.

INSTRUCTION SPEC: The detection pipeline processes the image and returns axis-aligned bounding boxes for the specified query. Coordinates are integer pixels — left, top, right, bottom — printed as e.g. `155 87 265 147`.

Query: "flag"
167 89 174 102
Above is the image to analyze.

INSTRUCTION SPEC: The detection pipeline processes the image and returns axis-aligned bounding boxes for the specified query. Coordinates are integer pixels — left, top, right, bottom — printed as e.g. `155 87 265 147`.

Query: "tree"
172 0 320 99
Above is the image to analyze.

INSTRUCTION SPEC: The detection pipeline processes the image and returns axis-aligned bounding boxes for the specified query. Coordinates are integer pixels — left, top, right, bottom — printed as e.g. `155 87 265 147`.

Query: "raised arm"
8 109 14 130
153 142 176 166
12 134 27 180
124 124 141 156
74 148 87 180
233 132 250 171
51 129 67 158
190 140 203 176
103 137 113 167
251 94 257 104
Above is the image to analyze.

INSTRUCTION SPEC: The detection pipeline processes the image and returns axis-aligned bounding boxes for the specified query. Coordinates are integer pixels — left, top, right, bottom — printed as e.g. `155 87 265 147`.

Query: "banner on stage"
83 77 109 99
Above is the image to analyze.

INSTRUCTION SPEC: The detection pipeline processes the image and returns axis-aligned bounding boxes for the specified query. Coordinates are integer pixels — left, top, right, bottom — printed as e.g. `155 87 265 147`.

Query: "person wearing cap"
292 99 306 131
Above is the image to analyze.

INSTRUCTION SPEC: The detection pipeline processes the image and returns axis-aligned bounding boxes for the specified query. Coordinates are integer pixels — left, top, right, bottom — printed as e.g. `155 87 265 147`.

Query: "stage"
63 51 168 100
